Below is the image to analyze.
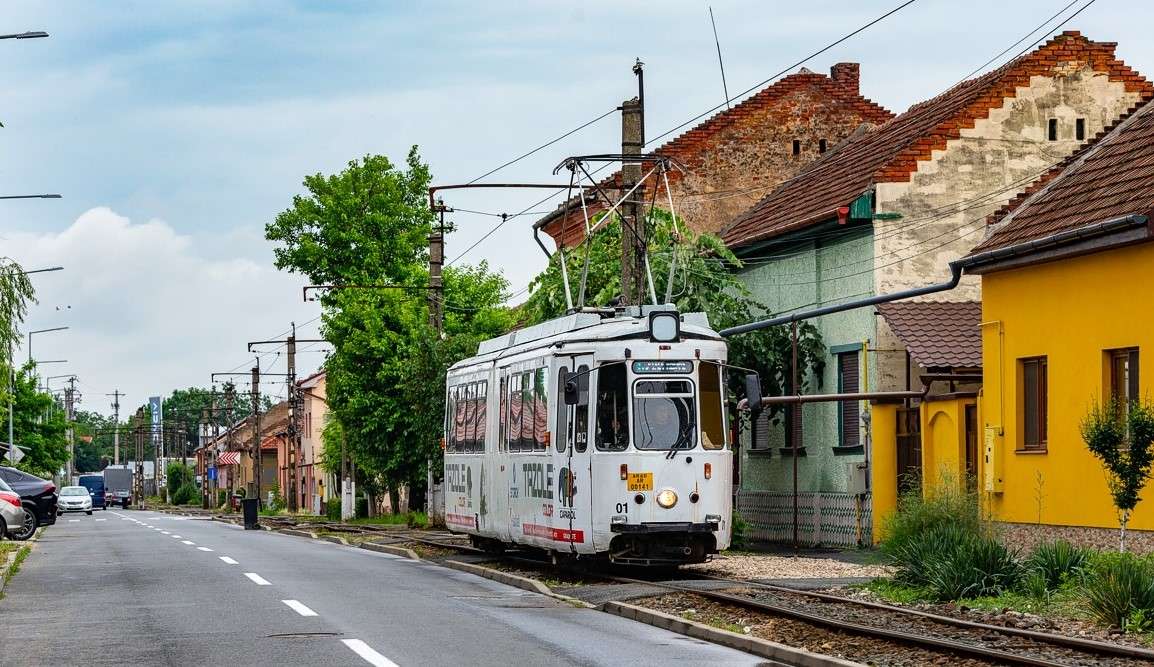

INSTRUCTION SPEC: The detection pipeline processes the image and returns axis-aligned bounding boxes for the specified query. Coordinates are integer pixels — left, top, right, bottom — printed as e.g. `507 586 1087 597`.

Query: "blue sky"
0 0 1150 405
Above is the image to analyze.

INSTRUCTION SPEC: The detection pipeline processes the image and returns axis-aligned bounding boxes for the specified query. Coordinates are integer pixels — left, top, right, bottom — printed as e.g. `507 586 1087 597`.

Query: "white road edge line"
219 556 238 565
341 639 399 667
181 540 196 545
196 546 214 552
281 599 318 617
244 572 271 586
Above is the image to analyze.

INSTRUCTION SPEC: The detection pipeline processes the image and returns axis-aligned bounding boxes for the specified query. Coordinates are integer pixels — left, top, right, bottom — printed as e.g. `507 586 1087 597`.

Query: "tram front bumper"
610 521 719 534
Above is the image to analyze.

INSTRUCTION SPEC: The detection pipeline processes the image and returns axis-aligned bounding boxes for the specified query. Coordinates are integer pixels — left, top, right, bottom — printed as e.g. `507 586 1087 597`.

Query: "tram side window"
533 368 548 451
471 381 488 453
498 377 507 452
595 363 629 451
555 367 568 454
519 372 535 451
462 383 476 453
574 364 589 452
445 385 458 453
450 384 468 453
507 373 523 452
700 362 726 450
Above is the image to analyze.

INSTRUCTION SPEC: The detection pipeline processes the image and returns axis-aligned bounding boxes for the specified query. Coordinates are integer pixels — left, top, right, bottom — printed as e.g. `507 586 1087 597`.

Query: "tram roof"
450 306 720 371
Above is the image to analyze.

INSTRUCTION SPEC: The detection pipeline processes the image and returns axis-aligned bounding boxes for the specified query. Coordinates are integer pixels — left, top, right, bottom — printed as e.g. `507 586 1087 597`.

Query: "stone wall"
997 521 1154 555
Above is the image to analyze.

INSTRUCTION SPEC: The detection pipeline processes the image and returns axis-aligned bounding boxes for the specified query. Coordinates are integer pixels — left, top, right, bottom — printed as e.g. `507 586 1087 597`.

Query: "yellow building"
965 99 1154 537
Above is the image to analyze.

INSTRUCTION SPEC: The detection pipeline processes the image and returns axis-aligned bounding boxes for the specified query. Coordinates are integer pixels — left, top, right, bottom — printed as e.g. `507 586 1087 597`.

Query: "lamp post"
6 267 64 463
0 31 48 40
27 326 68 364
0 194 59 200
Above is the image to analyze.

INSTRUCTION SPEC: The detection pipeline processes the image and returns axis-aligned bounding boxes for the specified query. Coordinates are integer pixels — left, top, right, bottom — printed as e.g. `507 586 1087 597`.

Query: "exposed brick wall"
539 65 894 247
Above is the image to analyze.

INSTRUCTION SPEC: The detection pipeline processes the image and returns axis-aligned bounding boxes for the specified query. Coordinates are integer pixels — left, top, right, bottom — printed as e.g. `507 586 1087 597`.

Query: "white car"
0 475 25 538
57 486 93 515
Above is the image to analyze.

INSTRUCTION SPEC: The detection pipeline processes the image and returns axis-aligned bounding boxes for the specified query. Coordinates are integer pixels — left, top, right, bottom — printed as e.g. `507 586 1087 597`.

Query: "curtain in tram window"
533 368 548 451
474 381 488 453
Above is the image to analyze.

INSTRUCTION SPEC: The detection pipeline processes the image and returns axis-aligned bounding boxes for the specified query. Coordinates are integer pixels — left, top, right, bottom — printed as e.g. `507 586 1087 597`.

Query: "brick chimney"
830 62 860 97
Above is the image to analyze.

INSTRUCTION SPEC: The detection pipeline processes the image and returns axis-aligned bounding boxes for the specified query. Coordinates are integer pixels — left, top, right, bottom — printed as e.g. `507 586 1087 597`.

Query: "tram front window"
633 379 696 451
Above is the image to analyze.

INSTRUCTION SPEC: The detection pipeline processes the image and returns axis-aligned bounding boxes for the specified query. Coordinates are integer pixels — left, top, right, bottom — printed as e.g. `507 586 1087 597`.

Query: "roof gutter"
720 214 1148 338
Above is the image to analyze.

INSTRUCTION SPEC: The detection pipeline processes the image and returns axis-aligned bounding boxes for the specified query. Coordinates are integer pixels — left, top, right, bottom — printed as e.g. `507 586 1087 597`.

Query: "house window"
1076 118 1086 141
819 139 828 153
1021 357 1048 450
1109 348 1139 406
792 139 801 156
1047 119 1058 141
837 351 860 448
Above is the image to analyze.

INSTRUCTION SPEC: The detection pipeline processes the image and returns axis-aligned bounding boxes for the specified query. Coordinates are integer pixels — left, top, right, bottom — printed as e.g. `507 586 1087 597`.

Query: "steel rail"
690 573 1154 662
604 574 1074 667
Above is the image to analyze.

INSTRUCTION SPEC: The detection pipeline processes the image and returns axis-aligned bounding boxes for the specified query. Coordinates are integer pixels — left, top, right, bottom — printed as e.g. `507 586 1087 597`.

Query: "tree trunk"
1120 511 1129 553
389 487 401 515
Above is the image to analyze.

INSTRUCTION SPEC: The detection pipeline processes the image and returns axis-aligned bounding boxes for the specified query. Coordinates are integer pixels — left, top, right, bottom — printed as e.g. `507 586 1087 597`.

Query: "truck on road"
103 466 133 508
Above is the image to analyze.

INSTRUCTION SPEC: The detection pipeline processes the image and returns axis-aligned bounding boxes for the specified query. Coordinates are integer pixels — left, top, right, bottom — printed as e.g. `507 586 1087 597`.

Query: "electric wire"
644 0 920 148
956 0 1082 83
464 107 619 185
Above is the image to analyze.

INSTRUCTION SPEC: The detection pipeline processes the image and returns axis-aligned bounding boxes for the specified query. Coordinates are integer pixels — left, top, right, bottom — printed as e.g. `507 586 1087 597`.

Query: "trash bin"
242 497 260 530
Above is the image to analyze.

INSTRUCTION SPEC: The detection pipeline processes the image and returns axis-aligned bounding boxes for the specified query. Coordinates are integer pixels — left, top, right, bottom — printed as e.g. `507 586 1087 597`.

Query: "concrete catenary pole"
286 324 298 512
619 59 646 306
251 363 261 506
64 377 78 480
108 390 122 465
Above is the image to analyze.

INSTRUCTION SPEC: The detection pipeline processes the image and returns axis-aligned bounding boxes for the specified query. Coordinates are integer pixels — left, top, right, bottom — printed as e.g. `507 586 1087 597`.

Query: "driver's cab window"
595 363 628 451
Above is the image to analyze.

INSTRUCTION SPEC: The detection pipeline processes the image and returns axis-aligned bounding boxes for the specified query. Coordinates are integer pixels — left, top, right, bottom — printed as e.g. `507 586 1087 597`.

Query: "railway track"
243 515 1154 666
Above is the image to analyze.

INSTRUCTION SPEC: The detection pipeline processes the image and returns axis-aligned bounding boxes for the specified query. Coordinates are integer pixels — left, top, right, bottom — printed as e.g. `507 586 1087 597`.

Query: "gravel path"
686 551 892 580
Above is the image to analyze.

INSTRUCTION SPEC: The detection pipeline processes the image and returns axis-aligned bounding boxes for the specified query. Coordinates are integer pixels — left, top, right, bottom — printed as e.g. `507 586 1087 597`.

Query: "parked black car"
0 466 57 540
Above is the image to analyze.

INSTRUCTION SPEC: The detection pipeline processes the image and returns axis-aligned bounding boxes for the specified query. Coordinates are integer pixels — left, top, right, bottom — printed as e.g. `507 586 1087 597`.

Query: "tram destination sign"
632 360 693 375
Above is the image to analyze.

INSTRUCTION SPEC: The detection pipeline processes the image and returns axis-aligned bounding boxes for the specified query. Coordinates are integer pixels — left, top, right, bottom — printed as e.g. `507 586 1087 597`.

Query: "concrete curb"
320 535 349 545
279 528 318 539
602 601 863 667
441 560 595 609
0 529 39 598
358 542 420 560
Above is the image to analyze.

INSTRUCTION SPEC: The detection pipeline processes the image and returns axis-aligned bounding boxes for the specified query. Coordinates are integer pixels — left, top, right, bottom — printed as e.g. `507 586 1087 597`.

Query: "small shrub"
1084 553 1154 629
216 489 228 508
921 532 1020 601
1021 570 1051 604
1026 540 1092 589
881 481 984 560
171 484 197 506
730 511 750 550
405 511 428 529
268 484 286 512
326 498 341 521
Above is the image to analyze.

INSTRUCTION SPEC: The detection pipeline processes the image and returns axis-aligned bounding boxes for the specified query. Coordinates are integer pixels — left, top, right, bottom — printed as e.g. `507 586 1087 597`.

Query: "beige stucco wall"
873 68 1140 299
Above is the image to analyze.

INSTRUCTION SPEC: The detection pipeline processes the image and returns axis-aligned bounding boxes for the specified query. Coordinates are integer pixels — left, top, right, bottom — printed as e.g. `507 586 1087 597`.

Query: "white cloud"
5 207 323 407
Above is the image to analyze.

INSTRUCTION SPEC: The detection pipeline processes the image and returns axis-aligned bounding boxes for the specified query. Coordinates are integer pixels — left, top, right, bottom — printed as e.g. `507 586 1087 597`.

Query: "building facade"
719 32 1151 546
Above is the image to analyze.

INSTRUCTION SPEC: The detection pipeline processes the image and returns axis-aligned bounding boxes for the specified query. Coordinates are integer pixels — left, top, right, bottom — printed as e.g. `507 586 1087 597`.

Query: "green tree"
160 385 267 458
267 148 513 511
1082 398 1154 552
0 258 35 369
8 363 68 478
524 209 824 418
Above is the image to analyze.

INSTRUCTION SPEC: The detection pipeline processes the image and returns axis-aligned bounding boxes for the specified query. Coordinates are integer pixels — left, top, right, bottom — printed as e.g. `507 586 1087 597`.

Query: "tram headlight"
656 488 678 509
648 311 680 342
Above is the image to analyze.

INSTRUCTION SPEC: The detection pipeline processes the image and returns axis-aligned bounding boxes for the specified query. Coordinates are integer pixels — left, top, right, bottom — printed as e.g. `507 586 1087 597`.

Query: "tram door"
557 355 593 554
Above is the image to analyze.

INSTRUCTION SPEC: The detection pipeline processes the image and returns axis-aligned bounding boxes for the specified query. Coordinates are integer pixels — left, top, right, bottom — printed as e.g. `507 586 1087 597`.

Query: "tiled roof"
876 300 983 369
722 31 1153 249
971 97 1154 253
535 65 893 246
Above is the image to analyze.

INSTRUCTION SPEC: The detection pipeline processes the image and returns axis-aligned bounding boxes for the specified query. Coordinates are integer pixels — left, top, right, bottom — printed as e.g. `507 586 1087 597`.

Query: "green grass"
348 511 428 529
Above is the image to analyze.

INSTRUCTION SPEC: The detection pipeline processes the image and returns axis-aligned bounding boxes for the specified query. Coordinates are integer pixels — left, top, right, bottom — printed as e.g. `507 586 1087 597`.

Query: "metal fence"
736 490 872 548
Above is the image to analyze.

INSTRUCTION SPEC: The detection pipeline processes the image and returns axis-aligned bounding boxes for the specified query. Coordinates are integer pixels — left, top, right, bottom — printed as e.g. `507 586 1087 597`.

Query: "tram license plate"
627 472 653 492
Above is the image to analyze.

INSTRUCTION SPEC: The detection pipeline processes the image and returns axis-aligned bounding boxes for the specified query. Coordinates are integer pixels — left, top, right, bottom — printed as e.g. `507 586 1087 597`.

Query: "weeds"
1025 540 1092 589
730 511 750 550
1083 552 1154 630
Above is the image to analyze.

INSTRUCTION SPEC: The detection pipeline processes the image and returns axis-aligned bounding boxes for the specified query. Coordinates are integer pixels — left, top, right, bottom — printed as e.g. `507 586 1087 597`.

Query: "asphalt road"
0 509 763 666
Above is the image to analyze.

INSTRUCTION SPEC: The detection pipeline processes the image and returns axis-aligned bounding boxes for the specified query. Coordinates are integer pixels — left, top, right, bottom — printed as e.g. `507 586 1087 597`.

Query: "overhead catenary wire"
955 0 1083 83
464 107 619 186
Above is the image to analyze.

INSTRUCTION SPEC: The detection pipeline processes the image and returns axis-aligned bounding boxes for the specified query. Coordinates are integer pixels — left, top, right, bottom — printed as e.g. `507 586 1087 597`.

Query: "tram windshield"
632 379 696 451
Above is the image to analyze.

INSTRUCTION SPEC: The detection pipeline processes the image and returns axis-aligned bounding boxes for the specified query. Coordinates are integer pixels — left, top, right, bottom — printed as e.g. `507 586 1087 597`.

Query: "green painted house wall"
734 224 877 495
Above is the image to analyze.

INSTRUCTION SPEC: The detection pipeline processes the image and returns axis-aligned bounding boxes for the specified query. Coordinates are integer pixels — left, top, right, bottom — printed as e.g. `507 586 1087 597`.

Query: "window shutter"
839 352 860 447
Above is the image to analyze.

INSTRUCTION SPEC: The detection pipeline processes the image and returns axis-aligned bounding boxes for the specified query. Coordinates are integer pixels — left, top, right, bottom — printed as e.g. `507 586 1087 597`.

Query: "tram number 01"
615 502 629 514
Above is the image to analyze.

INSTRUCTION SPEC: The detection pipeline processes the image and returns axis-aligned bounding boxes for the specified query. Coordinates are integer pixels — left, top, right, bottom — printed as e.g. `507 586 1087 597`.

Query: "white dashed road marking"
161 531 170 535
281 600 318 617
68 519 79 522
342 639 399 667
219 556 238 565
196 547 214 552
181 540 196 545
172 535 182 539
95 519 106 522
244 573 271 586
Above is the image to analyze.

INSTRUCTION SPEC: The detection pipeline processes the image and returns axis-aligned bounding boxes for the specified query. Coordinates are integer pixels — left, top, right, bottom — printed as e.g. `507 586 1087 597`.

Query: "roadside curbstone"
441 560 595 608
358 542 420 560
601 601 863 667
279 528 318 539
320 535 349 545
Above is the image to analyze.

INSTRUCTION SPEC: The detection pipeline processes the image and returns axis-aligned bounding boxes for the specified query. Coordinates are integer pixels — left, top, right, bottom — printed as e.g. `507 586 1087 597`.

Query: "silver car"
57 486 93 515
0 475 27 538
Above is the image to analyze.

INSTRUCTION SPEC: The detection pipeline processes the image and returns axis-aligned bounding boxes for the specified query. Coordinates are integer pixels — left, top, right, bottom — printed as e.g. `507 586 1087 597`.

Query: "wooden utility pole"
251 363 261 504
428 201 447 333
64 377 78 480
620 59 646 306
134 407 145 509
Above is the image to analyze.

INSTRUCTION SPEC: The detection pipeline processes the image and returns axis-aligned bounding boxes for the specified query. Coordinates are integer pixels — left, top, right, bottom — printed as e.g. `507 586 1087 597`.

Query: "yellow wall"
981 241 1154 529
870 403 899 543
920 397 976 491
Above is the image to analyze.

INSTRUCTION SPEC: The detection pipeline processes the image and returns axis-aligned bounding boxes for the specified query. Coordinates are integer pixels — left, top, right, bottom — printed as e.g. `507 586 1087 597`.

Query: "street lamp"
0 194 60 200
27 326 68 364
0 32 48 40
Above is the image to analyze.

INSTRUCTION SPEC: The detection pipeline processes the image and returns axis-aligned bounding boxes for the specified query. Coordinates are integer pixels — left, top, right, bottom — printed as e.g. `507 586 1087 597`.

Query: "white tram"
443 305 732 565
